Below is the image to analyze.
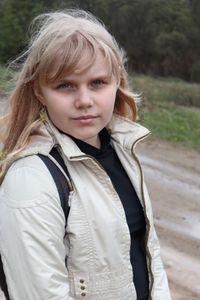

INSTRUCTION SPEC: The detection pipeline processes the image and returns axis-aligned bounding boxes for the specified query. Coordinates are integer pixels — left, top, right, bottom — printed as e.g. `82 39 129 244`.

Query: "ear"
32 81 46 105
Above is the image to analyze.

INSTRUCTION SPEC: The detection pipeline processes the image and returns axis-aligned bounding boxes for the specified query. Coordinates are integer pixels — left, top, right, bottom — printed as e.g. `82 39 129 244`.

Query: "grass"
139 103 200 150
130 74 200 151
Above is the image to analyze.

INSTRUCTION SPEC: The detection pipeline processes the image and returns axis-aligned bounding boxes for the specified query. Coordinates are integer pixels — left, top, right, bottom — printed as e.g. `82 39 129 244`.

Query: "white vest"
0 115 171 300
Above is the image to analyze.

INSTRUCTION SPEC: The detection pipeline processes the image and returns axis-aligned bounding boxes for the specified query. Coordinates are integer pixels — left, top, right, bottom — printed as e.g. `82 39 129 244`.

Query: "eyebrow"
62 73 112 81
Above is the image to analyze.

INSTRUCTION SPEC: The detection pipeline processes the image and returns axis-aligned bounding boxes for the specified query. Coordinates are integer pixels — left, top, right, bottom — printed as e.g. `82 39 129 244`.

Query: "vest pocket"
69 269 136 300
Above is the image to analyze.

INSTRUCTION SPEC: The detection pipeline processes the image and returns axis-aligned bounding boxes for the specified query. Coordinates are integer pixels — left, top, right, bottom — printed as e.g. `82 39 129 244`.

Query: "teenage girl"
0 10 171 300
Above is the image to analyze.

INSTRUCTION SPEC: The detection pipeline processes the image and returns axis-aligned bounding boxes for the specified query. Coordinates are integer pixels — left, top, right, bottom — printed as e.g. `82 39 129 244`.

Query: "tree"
0 0 44 63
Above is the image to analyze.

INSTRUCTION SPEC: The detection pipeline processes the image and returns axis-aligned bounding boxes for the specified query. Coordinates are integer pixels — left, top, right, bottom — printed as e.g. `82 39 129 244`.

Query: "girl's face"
36 50 119 148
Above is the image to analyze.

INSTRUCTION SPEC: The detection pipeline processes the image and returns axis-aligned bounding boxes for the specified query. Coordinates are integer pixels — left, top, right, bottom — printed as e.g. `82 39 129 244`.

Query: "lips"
73 115 97 120
72 115 98 125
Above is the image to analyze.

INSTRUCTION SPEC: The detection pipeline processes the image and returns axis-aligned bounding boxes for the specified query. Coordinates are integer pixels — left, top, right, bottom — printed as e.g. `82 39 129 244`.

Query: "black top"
71 129 149 300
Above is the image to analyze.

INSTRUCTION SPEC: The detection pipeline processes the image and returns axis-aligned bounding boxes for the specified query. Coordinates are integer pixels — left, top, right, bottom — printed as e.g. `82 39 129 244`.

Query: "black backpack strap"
38 147 72 222
0 255 10 300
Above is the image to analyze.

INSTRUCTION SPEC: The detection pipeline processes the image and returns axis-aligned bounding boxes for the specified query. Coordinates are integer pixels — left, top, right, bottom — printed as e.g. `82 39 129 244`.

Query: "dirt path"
137 139 200 300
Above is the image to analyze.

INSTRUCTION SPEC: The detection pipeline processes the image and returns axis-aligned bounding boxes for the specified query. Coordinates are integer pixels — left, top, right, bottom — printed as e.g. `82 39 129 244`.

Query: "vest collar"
21 114 150 159
45 114 150 159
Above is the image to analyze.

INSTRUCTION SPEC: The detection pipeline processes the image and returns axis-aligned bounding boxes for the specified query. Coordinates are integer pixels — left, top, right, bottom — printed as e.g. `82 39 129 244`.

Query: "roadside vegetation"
131 74 200 151
139 103 200 151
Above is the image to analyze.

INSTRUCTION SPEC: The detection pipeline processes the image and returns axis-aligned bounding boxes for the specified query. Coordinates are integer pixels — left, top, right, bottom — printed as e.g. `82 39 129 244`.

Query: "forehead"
71 49 110 76
44 44 117 84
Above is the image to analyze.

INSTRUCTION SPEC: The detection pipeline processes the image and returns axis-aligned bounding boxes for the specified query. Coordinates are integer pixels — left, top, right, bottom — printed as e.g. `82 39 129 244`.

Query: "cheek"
108 88 118 107
102 91 116 116
43 93 65 112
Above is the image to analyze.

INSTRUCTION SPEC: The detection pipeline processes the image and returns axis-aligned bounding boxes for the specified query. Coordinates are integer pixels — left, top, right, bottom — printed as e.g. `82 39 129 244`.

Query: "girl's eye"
57 82 73 89
92 79 106 86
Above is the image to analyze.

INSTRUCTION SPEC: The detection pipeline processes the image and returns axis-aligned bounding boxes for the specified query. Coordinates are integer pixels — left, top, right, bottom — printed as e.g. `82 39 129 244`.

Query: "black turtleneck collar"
68 128 111 157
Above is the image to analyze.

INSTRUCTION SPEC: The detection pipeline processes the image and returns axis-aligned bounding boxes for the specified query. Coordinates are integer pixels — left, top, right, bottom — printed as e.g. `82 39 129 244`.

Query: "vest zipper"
131 134 153 300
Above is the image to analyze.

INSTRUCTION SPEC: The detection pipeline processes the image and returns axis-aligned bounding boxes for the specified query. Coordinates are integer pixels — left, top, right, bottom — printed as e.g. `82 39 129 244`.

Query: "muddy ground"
0 98 199 299
137 139 200 300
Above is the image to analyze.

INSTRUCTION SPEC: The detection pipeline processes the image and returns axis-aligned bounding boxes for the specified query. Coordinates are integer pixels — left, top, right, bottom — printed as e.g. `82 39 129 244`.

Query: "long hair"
0 9 138 183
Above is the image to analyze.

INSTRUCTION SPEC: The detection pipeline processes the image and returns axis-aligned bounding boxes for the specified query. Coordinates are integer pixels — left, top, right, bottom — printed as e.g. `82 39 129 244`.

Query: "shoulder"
1 155 59 208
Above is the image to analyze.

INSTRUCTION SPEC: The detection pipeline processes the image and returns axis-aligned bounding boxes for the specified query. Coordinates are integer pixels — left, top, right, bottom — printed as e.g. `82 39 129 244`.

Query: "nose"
75 87 93 109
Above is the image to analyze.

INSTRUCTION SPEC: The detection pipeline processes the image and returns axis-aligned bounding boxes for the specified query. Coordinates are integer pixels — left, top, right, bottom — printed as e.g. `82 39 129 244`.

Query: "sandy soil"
0 96 199 299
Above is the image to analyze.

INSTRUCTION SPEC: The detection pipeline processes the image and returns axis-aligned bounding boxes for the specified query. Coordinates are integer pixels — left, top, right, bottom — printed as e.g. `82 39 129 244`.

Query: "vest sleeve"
0 156 74 300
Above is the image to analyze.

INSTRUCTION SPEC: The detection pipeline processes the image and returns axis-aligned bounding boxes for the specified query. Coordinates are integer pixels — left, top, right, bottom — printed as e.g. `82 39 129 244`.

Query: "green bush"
131 74 200 107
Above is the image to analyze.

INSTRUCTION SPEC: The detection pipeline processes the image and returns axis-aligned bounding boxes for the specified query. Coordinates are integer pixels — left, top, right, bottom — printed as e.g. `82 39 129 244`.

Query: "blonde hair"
0 9 138 183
